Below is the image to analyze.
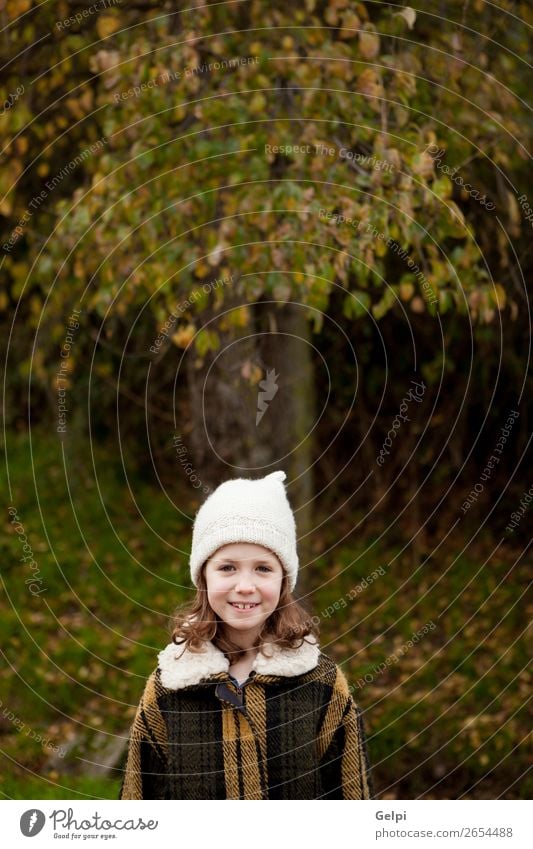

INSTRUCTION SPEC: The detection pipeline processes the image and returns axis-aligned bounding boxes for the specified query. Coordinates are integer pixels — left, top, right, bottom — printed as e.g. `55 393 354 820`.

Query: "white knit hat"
189 470 299 590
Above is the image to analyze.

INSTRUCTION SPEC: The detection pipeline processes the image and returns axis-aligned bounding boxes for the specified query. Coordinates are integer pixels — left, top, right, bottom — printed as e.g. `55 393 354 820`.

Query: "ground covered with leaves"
1 429 529 799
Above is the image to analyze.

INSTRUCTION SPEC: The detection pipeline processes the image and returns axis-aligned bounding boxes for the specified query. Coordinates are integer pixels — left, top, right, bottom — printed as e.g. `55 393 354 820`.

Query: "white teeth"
231 603 258 609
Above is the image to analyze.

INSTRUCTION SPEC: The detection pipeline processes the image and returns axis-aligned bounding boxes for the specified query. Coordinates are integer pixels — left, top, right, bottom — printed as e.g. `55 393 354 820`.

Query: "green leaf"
195 329 219 357
343 291 371 319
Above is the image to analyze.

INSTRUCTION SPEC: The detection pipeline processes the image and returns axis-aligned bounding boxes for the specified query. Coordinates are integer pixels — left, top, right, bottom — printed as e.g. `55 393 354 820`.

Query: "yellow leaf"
324 7 339 26
410 296 425 313
250 365 263 385
96 15 121 39
79 88 94 112
433 176 452 200
357 68 383 98
339 10 360 39
66 97 84 120
506 190 520 228
385 148 402 170
172 324 195 348
229 306 250 328
359 29 380 59
492 283 506 310
249 93 267 114
400 282 414 301
411 151 434 179
211 39 226 55
395 7 417 29
15 136 29 155
194 260 210 279
375 237 387 257
7 0 31 14
92 173 107 196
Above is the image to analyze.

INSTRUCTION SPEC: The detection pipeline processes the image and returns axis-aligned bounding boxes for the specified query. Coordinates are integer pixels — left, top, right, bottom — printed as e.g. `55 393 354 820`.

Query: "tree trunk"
186 298 316 598
258 302 316 599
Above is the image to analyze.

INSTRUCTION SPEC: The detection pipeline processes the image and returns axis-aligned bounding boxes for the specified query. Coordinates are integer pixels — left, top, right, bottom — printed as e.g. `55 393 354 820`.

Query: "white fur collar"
158 636 320 690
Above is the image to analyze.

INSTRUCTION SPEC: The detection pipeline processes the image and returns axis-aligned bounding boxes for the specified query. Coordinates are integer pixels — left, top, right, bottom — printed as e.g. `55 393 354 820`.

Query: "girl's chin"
225 615 263 626
221 613 267 629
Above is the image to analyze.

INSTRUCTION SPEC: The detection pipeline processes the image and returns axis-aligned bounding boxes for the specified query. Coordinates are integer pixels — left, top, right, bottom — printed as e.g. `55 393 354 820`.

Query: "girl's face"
204 542 284 644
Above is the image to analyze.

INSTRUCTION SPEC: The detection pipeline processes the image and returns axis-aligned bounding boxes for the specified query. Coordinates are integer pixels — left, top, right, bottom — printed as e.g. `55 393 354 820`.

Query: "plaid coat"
120 636 373 800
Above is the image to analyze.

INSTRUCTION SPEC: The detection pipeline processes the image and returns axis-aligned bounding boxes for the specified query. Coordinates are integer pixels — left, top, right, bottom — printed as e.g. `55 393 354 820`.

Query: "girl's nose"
235 575 256 592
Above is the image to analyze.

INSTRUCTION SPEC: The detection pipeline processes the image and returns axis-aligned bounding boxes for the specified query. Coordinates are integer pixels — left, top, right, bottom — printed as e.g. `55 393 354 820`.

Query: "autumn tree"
1 0 531 558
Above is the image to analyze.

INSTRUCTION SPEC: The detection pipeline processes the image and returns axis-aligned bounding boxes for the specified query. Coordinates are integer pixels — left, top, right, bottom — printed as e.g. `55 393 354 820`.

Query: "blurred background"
1 0 531 799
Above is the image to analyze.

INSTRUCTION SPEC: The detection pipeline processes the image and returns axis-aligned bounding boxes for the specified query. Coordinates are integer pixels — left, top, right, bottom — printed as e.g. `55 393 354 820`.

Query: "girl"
120 470 373 799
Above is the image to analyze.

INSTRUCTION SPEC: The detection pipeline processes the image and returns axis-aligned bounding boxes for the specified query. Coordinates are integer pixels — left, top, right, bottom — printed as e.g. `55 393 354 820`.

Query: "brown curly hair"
170 561 319 664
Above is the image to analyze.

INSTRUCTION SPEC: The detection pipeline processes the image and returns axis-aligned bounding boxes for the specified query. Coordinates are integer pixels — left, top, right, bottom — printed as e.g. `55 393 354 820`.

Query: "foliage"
1 0 530 376
0 1 531 799
0 429 530 798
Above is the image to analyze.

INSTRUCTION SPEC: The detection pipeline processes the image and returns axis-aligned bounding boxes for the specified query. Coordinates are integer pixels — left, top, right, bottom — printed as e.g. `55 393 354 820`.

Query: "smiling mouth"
229 602 260 610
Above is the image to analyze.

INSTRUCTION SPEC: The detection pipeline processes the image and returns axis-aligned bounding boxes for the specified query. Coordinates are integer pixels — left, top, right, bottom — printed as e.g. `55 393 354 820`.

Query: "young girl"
120 470 373 799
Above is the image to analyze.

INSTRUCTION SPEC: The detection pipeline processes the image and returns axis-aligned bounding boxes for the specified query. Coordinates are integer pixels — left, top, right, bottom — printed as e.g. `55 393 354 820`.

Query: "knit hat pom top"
189 470 299 590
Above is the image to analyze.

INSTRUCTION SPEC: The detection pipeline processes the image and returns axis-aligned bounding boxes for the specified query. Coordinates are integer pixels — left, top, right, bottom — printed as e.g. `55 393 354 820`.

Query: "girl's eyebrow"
215 558 276 565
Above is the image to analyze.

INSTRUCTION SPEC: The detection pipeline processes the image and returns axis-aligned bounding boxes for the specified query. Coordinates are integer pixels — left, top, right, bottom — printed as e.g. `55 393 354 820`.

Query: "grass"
1 427 530 799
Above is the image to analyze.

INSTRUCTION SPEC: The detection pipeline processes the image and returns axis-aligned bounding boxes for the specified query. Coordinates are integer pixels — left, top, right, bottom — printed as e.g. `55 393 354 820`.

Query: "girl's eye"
219 564 235 571
257 565 272 572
